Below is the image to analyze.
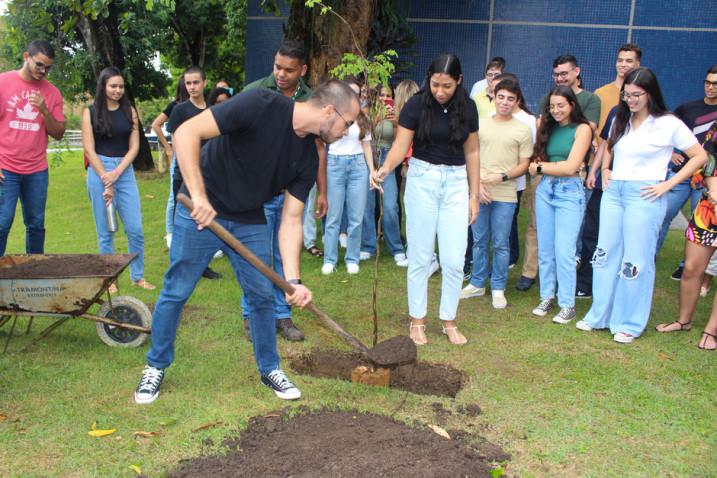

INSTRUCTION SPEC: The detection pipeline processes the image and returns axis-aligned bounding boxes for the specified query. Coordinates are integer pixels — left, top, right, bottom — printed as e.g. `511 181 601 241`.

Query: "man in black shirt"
134 80 360 404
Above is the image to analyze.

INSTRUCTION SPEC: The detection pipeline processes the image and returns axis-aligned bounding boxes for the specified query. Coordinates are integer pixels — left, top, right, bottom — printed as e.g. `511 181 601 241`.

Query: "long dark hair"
608 67 668 150
207 87 232 106
532 86 591 162
416 53 470 152
175 75 189 103
92 66 133 138
344 77 370 140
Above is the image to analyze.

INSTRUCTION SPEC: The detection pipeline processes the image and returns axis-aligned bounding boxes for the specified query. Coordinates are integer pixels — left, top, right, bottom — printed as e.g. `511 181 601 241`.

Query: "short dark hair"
618 44 642 61
309 80 357 114
486 56 506 72
26 40 55 59
183 65 205 80
553 54 578 69
277 39 308 65
707 64 717 76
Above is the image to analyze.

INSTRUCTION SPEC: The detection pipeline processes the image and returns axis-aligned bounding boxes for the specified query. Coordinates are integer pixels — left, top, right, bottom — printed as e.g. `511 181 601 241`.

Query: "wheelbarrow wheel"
96 296 152 347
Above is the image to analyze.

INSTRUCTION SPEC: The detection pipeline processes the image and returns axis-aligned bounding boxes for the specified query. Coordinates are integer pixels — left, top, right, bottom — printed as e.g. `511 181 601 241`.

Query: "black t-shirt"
91 106 133 158
398 92 479 165
196 89 318 224
162 100 177 118
671 99 717 172
168 100 207 194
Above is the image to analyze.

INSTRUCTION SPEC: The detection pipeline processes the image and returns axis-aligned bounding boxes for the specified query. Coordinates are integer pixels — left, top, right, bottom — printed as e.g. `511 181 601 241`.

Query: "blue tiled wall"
246 0 717 111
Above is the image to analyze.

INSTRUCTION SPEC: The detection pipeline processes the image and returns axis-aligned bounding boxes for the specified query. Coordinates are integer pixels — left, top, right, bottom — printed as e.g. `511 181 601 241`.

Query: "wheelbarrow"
0 254 152 352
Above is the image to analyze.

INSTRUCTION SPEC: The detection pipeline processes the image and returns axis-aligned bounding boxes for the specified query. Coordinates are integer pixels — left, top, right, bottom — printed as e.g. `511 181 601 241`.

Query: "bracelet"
501 173 509 182
287 278 302 285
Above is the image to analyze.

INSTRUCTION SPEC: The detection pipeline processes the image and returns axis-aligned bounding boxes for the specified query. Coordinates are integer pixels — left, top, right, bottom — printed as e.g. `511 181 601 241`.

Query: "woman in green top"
528 86 592 323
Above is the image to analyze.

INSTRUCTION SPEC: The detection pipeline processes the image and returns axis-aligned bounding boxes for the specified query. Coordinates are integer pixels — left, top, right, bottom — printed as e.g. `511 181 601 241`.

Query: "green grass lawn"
0 151 715 477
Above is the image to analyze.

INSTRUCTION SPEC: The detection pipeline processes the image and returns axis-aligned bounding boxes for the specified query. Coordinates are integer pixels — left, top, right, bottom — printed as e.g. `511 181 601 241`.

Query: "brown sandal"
655 321 692 333
698 331 717 351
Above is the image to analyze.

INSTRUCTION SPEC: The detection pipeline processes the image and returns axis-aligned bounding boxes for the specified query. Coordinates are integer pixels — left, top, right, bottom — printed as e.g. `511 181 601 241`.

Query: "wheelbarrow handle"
176 193 370 354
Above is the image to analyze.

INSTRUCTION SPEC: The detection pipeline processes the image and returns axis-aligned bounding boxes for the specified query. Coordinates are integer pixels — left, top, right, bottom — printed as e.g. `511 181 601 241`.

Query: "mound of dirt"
0 254 133 279
169 409 504 478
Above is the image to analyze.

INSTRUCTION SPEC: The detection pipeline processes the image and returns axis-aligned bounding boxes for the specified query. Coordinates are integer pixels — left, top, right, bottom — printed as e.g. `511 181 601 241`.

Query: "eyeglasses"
333 107 354 129
621 91 648 101
30 57 52 72
551 70 572 79
705 80 717 89
485 72 501 79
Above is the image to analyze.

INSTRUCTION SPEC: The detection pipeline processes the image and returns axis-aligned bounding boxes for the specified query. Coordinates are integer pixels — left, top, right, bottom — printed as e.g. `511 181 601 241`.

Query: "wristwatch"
536 164 543 175
287 279 302 285
501 173 509 182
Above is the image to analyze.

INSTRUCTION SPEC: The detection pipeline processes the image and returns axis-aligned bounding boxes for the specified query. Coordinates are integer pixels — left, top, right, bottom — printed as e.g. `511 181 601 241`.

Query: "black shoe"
671 265 684 281
243 318 252 342
134 365 165 404
576 289 592 299
202 266 222 280
261 369 301 400
515 275 535 291
277 318 305 341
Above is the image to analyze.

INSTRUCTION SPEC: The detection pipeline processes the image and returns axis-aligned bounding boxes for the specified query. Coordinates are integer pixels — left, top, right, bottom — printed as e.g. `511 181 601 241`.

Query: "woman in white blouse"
576 67 706 343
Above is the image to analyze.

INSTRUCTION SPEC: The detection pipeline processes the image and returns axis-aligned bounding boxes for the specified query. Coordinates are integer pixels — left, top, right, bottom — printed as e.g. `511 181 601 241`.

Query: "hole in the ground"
288 349 467 397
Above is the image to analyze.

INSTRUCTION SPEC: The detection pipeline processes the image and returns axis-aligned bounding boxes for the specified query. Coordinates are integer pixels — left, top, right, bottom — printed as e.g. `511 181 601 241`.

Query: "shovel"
176 194 416 368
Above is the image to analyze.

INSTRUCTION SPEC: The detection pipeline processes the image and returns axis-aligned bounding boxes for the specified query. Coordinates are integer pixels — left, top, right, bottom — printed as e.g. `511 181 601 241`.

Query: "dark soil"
288 350 467 397
0 254 134 279
366 335 417 367
168 409 503 478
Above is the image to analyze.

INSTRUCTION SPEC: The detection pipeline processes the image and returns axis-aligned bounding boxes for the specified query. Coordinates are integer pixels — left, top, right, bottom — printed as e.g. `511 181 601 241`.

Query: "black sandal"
698 331 717 351
655 321 692 333
307 246 323 257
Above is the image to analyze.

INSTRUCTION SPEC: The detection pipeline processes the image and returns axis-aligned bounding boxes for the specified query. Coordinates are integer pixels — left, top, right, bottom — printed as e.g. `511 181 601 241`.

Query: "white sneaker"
613 332 635 344
339 233 348 249
429 256 440 276
491 290 507 309
359 251 372 261
460 284 486 299
346 263 360 274
552 307 576 324
575 320 594 331
700 286 710 297
394 253 408 267
321 263 335 275
165 233 172 249
213 250 224 260
532 298 554 317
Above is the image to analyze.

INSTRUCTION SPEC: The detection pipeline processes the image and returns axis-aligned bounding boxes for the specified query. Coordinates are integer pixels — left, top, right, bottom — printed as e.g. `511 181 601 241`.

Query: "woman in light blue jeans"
82 66 154 290
375 54 480 346
528 86 592 324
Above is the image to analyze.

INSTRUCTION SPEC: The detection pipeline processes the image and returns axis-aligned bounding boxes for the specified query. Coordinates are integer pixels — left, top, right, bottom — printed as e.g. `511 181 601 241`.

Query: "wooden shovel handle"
176 193 369 353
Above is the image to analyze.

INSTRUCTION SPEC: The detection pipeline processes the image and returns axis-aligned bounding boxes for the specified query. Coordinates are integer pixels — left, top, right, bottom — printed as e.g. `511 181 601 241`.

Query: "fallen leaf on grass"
263 414 280 418
192 420 223 432
144 194 155 199
428 424 451 439
88 421 116 437
657 351 671 361
0 413 7 421
129 464 142 475
133 431 162 439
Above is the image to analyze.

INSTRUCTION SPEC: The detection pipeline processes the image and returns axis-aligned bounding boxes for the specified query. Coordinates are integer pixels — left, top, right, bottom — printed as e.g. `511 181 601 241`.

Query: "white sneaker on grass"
135 365 165 404
532 299 553 317
613 332 635 344
575 320 594 331
552 307 576 324
346 263 360 274
359 251 372 261
261 369 301 400
429 256 440 276
460 284 486 299
213 250 224 260
492 290 507 309
321 263 335 275
339 233 348 249
394 253 408 267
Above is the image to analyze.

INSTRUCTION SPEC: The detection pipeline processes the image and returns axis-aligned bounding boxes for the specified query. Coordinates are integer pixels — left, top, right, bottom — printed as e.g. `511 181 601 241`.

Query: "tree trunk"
286 0 375 87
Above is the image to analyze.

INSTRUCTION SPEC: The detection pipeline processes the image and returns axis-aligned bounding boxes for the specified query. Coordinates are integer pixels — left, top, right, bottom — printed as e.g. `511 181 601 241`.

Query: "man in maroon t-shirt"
0 40 65 255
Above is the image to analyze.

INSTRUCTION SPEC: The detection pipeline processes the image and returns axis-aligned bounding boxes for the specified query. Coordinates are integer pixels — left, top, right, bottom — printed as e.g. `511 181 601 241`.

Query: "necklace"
442 106 448 114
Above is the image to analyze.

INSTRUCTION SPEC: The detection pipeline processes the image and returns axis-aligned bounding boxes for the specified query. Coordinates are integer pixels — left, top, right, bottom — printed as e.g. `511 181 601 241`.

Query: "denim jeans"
470 200 516 291
575 187 592 258
324 153 369 266
508 190 523 265
0 168 48 255
535 175 585 308
147 203 280 374
86 156 146 281
656 170 701 254
405 158 468 321
362 147 405 256
583 180 666 336
241 194 291 320
165 156 177 235
302 183 318 249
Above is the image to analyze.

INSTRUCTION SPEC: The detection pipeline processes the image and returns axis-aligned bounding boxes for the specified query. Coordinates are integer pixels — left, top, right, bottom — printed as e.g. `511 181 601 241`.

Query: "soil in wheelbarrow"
168 409 508 478
0 254 130 279
288 349 467 398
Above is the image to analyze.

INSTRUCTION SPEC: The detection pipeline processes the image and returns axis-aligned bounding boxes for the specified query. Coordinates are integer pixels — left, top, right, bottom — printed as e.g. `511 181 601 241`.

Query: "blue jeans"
87 156 145 281
535 176 585 308
324 153 369 266
0 168 48 255
656 171 701 254
405 158 468 321
241 194 291 320
470 200 516 291
302 183 318 249
165 156 177 235
362 147 405 256
583 180 666 336
147 203 280 374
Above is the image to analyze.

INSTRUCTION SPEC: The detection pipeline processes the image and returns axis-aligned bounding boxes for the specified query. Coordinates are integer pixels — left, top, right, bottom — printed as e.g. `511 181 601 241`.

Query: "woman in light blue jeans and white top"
322 80 377 275
375 54 480 346
577 67 706 343
528 86 592 323
82 66 155 291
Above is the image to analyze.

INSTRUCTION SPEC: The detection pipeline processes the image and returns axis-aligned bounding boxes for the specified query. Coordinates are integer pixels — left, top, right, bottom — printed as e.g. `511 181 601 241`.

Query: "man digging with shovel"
134 80 360 404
